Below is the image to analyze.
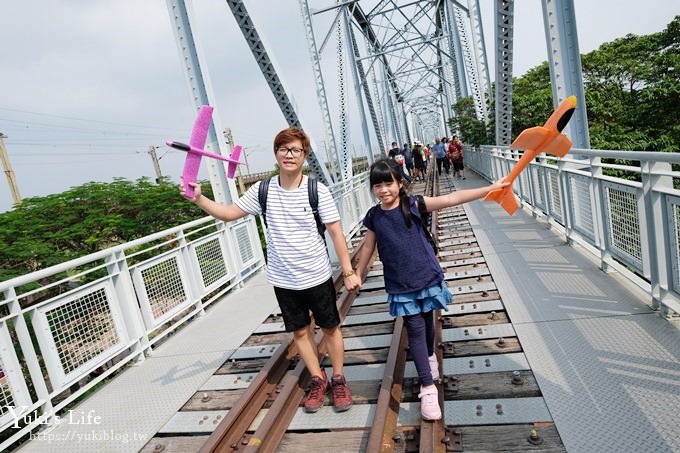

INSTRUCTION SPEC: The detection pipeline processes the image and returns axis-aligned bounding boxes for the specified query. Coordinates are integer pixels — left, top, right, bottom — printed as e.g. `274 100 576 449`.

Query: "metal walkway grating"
462 174 680 453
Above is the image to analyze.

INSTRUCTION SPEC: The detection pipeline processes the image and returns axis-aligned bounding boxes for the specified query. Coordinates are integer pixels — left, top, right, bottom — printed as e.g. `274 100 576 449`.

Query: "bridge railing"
0 215 267 447
0 172 373 450
468 145 680 319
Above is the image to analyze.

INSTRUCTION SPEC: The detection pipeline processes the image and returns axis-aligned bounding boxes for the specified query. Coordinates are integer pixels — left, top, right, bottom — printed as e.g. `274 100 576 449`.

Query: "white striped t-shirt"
235 175 340 290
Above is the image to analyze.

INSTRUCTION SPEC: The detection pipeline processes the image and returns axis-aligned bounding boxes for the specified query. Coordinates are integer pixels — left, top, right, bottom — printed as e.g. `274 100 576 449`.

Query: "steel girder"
299 0 340 178
337 8 350 181
343 1 490 145
494 0 514 146
225 0 333 185
165 0 237 205
541 0 590 149
345 15 378 165
453 5 486 122
353 1 453 143
467 0 492 116
349 2 407 147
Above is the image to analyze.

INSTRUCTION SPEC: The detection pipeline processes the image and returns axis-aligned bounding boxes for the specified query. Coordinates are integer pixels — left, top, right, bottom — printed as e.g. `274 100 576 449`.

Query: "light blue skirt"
387 280 452 317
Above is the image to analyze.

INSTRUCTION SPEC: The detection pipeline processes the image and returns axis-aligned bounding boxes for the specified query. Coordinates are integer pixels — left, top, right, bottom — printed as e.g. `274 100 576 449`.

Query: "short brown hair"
273 127 310 154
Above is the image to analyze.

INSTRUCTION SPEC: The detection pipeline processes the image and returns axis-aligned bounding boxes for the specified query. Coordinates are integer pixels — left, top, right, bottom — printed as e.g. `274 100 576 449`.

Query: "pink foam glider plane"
166 105 243 199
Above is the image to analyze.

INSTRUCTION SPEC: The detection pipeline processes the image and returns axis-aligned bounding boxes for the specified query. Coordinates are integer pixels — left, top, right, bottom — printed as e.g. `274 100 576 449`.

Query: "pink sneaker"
428 354 439 381
418 385 442 420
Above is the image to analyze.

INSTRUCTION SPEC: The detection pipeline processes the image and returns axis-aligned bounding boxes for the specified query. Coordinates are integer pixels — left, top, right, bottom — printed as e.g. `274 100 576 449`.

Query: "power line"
0 106 183 131
0 118 177 137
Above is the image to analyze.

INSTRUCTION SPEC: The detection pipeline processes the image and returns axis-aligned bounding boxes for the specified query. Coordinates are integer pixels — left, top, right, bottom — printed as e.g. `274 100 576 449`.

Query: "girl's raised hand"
490 177 510 192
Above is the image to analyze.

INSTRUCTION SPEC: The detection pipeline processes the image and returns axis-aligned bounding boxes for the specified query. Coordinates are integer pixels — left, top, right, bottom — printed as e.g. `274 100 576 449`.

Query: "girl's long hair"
369 159 412 227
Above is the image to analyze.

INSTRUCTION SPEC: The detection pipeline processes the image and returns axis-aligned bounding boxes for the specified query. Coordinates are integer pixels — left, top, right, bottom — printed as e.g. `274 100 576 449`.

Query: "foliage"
484 16 680 184
506 16 680 154
581 16 680 152
447 96 492 145
509 62 554 137
0 177 210 282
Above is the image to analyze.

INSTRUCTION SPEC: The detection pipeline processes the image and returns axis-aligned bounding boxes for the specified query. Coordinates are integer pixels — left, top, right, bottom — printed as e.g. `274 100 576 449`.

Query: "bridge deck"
19 171 680 453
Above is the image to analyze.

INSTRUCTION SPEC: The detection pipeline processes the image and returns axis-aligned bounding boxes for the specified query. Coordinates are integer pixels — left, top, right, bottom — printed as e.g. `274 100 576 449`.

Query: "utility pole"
0 133 22 204
223 128 245 194
148 145 163 183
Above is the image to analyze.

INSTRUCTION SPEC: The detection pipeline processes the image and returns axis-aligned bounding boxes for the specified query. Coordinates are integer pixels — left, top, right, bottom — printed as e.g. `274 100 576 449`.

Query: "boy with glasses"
181 127 361 413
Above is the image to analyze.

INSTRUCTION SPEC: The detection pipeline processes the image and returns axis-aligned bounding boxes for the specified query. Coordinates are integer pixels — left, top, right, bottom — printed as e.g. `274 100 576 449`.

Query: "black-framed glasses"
276 147 304 157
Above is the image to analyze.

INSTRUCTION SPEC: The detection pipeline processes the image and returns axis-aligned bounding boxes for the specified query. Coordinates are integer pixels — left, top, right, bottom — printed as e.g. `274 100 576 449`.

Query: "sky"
0 0 677 213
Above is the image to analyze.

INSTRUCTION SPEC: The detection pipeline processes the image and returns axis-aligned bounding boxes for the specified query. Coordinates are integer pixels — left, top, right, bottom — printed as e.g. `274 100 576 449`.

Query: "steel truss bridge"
2 2 680 452
166 0 589 204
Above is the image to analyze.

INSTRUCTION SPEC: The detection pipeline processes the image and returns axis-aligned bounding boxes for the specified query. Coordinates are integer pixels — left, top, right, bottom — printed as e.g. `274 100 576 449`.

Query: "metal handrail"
0 173 373 451
467 144 680 319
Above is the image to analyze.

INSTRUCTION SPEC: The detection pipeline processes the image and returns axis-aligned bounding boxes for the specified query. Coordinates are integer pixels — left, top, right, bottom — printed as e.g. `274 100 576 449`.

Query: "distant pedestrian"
450 136 465 179
432 138 447 176
388 141 400 159
412 143 426 181
402 143 414 175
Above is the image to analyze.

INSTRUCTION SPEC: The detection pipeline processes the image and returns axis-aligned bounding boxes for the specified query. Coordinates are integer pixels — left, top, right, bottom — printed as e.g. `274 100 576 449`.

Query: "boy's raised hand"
180 177 202 203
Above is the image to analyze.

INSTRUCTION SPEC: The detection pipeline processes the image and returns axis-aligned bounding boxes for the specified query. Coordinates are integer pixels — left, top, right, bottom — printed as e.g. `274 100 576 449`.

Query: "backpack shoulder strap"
308 177 318 212
415 195 428 217
258 177 272 227
413 195 438 255
307 177 326 240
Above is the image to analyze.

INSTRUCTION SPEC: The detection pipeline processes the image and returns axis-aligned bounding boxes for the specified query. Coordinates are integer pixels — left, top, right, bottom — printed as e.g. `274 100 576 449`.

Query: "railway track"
142 168 566 453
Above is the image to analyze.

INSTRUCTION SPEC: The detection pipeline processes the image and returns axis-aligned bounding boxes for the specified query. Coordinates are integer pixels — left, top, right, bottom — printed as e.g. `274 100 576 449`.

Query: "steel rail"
246 284 362 452
198 341 292 452
365 316 407 452
202 164 447 451
419 169 447 452
200 241 367 452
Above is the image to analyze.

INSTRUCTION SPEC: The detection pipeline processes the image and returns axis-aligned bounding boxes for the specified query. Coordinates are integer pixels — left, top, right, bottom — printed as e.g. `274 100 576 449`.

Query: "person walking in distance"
432 137 447 176
181 127 361 413
354 159 508 420
450 135 465 179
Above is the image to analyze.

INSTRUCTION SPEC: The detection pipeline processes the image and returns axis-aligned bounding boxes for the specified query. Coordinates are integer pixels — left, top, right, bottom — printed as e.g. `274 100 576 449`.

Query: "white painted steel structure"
3 1 677 451
466 145 680 318
0 215 263 449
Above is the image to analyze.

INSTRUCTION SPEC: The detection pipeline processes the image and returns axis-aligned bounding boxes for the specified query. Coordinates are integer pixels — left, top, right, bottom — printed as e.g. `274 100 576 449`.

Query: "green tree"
508 16 680 152
447 96 492 145
0 178 210 282
510 61 553 139
581 15 680 151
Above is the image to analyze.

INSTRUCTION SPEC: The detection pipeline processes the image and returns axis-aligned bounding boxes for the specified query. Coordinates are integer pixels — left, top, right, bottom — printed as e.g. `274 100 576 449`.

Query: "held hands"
179 177 202 203
343 273 361 292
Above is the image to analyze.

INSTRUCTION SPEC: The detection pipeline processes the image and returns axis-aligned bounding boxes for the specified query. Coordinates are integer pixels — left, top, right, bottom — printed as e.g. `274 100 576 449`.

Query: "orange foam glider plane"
484 95 577 215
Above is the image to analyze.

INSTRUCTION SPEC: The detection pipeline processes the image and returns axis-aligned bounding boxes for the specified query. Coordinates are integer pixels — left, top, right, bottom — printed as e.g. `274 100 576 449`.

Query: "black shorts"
274 278 340 332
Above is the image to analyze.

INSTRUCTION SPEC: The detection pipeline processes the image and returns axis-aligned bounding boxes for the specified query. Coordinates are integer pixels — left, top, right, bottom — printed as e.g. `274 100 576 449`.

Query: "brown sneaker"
303 372 329 413
331 374 353 412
